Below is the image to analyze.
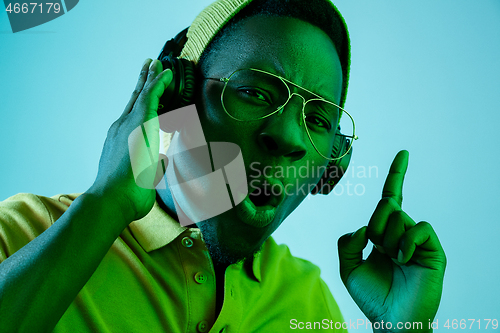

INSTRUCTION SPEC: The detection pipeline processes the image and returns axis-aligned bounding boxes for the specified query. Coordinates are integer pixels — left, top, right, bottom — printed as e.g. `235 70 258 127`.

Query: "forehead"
203 15 343 103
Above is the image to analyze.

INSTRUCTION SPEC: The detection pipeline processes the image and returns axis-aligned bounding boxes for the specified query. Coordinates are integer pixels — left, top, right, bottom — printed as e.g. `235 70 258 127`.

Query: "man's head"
169 0 350 267
182 0 350 109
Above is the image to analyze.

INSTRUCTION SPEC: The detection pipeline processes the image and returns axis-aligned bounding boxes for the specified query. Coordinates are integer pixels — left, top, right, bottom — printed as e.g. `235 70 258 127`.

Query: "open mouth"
247 179 285 209
249 187 272 207
235 178 285 228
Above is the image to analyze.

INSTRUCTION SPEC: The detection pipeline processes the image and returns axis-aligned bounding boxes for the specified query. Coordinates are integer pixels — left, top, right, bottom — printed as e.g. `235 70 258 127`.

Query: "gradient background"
1 1 499 330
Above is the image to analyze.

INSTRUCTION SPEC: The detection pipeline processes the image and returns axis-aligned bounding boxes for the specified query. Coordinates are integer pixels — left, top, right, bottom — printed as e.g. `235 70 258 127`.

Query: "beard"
198 219 262 268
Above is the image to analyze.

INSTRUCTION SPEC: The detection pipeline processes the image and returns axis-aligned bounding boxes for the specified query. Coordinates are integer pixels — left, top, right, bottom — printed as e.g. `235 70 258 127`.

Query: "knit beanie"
179 0 351 108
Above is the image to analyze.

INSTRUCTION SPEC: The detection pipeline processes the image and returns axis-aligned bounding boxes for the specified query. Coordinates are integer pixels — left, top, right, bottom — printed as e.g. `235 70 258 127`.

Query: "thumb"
338 226 368 284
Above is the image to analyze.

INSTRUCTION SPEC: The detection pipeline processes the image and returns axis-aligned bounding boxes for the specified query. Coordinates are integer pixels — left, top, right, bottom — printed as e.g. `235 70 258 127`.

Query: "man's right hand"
87 59 173 226
0 59 173 333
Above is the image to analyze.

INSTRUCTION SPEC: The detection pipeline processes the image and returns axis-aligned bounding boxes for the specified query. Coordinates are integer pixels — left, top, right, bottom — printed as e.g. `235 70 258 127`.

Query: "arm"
0 59 173 333
0 193 127 333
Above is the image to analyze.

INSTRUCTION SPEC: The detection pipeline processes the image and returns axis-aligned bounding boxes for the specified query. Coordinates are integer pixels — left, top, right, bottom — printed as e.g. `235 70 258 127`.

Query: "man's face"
190 15 343 265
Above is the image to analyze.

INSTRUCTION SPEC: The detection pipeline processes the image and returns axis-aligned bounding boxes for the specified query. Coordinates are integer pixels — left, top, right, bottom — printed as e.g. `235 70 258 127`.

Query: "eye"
305 115 332 131
237 87 272 104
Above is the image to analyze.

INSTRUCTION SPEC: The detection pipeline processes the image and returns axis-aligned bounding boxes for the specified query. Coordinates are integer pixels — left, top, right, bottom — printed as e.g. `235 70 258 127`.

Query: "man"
0 0 446 332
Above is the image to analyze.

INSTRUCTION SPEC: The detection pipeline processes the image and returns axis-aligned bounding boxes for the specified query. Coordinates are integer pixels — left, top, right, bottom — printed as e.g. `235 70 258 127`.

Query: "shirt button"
194 272 207 284
181 236 193 248
197 320 209 332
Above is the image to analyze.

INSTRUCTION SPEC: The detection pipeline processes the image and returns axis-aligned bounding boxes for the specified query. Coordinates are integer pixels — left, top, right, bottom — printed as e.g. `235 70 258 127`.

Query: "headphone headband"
159 27 189 60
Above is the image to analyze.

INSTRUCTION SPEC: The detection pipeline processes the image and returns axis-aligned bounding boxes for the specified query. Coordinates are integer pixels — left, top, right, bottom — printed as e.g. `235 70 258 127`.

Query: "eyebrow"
225 59 341 103
261 63 339 102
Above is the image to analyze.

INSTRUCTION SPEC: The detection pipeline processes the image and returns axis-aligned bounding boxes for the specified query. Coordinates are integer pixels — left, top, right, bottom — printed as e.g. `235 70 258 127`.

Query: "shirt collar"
250 251 262 282
127 198 262 283
128 199 187 252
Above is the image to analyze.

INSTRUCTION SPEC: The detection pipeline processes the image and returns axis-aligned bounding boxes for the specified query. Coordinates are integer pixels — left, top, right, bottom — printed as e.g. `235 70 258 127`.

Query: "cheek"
196 83 225 139
277 158 329 216
197 83 254 143
197 85 265 160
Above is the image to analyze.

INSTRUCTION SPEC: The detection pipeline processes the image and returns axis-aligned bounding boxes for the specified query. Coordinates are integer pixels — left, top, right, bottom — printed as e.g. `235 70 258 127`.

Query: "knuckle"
140 92 152 106
108 120 121 135
390 210 406 221
398 237 409 250
337 233 351 247
365 226 380 242
135 94 147 107
141 85 151 95
378 197 397 209
417 221 431 229
383 189 396 196
379 197 391 206
383 189 402 200
385 196 401 209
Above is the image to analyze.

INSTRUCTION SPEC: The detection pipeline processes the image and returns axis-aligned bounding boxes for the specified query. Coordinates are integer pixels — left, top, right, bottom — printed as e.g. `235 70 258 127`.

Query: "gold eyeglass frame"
206 68 358 161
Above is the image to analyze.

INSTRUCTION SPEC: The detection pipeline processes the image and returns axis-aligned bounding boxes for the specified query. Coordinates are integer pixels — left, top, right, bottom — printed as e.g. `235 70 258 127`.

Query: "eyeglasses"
206 68 357 161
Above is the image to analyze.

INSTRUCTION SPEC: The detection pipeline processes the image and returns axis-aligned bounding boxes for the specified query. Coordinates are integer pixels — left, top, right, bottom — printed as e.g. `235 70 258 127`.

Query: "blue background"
1 1 499 330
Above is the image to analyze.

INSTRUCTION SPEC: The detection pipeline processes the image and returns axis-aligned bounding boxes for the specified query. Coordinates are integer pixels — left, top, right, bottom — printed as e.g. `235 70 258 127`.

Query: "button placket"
178 230 216 332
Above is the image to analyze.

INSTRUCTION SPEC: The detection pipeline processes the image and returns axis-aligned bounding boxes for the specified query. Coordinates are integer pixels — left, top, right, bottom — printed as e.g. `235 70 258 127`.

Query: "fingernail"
398 249 404 263
143 58 151 66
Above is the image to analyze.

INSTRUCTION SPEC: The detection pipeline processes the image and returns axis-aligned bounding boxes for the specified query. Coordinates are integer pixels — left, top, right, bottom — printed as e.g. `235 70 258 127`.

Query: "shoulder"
260 236 322 279
0 193 81 261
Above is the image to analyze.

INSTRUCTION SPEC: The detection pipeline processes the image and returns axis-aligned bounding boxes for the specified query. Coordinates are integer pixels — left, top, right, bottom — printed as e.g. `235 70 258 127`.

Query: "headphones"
157 27 197 113
157 28 352 195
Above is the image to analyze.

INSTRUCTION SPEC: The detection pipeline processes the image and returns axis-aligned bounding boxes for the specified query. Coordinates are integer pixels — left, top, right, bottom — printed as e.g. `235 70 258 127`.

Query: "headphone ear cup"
157 57 196 114
178 58 196 108
157 27 195 115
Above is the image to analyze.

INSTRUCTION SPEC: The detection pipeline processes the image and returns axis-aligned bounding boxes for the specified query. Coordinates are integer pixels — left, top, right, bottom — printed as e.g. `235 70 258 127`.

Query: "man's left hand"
338 150 446 333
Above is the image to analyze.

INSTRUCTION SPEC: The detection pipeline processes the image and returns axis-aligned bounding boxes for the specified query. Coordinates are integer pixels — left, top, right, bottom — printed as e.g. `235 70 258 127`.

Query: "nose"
257 95 308 161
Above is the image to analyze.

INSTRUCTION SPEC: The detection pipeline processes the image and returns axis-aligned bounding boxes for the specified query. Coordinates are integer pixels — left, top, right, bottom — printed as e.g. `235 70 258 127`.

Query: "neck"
155 180 179 223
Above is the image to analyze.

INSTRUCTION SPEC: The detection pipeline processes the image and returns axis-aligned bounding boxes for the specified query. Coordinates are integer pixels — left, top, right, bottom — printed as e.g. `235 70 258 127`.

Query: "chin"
197 207 272 267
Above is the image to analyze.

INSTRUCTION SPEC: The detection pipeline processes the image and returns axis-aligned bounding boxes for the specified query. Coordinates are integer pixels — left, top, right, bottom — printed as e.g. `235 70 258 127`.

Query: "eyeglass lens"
221 69 355 159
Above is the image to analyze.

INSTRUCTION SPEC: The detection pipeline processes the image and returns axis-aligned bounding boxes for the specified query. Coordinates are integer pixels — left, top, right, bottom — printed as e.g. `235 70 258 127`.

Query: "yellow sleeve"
0 193 78 262
319 278 349 332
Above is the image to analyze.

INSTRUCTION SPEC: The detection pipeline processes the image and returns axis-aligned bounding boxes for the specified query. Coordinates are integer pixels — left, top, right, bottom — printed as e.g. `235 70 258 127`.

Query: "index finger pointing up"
382 150 409 207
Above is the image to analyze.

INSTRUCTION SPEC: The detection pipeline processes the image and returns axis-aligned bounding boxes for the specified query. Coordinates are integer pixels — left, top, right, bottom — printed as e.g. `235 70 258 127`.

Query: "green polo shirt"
0 193 347 332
